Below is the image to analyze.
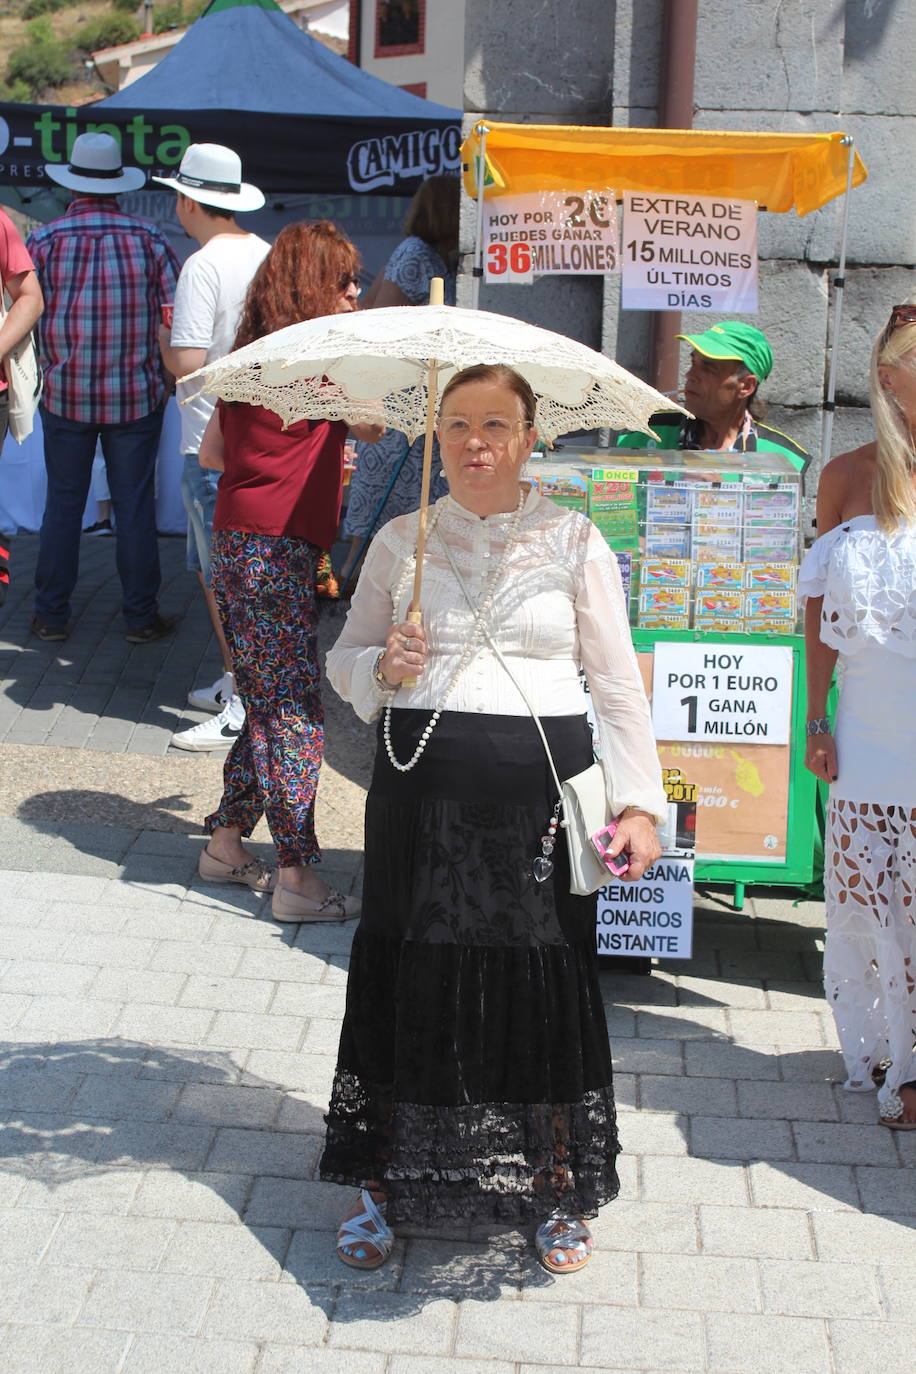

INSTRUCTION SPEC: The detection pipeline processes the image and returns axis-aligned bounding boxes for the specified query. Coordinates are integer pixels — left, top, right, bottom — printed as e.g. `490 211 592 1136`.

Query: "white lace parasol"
183 304 688 444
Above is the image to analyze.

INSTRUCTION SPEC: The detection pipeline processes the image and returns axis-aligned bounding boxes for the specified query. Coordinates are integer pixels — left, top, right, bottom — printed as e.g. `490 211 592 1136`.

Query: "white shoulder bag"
438 533 610 896
1 287 43 443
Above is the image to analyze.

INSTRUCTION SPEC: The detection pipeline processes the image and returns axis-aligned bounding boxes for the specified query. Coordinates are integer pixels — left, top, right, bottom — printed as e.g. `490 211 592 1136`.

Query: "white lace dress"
798 515 916 1108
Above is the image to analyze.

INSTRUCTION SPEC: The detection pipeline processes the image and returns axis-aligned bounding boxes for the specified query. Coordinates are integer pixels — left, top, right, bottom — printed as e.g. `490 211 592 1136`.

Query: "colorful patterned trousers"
205 529 324 867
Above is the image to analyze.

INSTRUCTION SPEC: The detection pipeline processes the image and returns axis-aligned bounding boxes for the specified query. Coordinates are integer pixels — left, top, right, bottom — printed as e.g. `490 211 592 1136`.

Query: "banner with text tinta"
483 189 620 283
621 191 759 313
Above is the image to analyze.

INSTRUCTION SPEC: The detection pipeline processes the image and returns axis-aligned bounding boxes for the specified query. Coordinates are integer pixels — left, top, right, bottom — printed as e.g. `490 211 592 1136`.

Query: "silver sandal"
534 1213 592 1274
336 1188 394 1269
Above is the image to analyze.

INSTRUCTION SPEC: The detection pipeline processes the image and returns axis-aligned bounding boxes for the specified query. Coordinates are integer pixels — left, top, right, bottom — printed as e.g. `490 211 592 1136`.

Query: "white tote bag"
1 287 43 443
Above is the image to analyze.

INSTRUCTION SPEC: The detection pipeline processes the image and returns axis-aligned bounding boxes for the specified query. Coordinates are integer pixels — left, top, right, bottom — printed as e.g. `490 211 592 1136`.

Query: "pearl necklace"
383 488 527 773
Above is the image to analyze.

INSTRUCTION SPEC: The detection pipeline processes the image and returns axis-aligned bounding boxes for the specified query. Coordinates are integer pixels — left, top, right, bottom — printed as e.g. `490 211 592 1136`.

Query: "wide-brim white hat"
152 142 265 212
45 132 146 194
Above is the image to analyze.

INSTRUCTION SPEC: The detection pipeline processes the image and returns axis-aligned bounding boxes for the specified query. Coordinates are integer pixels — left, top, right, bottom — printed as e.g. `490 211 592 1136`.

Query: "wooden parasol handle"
402 276 444 689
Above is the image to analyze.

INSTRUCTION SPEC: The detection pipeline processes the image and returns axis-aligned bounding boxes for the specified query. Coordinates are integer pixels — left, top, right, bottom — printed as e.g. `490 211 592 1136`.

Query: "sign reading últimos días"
483 190 620 284
621 191 758 313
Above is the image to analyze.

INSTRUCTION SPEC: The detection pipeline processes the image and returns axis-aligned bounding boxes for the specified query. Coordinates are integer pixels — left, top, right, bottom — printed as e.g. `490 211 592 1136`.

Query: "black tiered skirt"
319 708 620 1227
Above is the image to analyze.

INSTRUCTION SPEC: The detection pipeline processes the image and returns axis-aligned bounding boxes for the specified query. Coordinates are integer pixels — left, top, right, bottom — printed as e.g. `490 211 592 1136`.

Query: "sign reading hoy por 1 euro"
651 642 793 746
621 191 759 313
483 190 620 283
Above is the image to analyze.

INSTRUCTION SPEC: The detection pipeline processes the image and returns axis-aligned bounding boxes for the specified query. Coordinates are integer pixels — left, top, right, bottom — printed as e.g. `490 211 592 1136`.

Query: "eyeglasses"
437 416 530 445
885 304 916 334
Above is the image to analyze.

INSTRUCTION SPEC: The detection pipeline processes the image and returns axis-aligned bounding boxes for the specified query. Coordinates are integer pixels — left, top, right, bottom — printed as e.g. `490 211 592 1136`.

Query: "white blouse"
326 487 668 824
798 514 916 659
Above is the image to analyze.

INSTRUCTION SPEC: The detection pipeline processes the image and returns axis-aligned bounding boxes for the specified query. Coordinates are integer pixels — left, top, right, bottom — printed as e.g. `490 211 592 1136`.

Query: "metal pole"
471 123 489 311
821 137 857 473
650 0 699 394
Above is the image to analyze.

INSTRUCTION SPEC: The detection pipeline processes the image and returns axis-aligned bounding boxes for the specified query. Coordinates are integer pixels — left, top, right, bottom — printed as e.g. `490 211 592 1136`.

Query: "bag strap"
436 528 569 802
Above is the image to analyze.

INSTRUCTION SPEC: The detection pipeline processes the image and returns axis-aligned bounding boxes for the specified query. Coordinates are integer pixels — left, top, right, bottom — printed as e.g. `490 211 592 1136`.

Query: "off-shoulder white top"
326 487 667 824
798 514 916 658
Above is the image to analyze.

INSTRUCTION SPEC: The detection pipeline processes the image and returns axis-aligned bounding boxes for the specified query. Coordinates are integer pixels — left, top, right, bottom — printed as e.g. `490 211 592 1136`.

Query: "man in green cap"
615 321 807 471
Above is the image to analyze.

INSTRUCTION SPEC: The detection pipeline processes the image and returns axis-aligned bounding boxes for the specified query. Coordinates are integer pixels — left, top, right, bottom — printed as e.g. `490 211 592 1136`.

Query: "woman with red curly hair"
196 221 382 921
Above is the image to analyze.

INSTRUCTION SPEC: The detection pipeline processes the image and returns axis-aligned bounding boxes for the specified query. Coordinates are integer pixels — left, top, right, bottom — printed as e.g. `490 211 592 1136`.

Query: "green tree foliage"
74 13 142 51
6 17 73 97
154 0 209 34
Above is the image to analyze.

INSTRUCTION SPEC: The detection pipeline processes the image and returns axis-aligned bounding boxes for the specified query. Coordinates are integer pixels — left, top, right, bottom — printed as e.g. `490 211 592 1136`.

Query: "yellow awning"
461 124 867 217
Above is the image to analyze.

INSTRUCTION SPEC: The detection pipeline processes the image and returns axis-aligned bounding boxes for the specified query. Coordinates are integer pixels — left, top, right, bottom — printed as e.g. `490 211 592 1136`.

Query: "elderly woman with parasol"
189 300 675 1274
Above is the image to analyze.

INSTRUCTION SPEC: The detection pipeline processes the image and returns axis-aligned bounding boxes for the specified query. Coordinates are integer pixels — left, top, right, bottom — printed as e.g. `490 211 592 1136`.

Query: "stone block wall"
459 0 916 515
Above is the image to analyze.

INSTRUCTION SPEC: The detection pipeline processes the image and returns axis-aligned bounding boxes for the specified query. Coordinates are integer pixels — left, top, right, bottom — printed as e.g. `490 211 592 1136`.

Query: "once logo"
0 117 10 158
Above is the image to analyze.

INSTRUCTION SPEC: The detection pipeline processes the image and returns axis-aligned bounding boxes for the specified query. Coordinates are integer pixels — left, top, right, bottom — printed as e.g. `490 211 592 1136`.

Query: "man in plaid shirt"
27 133 180 643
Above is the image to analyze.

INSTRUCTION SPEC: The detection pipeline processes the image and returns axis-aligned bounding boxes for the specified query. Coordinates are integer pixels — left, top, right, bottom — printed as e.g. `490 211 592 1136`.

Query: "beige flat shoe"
198 846 276 892
272 884 360 923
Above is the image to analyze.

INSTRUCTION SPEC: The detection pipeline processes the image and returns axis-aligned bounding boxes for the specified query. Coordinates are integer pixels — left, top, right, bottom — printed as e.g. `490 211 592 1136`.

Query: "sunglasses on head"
886 304 916 333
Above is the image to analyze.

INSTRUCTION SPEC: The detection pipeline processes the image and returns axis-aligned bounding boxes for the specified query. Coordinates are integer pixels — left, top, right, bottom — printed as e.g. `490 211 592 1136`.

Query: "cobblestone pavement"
0 534 914 1373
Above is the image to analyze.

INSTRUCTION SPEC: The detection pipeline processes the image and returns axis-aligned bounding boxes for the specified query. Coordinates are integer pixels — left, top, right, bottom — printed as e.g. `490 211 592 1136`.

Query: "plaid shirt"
28 197 180 425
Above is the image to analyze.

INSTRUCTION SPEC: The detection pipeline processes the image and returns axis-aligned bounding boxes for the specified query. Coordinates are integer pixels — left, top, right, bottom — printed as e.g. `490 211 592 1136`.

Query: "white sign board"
652 642 793 746
596 857 694 959
484 190 620 284
621 191 758 313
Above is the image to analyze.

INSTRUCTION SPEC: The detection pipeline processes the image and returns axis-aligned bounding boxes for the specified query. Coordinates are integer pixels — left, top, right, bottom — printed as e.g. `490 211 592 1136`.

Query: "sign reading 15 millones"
621 190 759 313
651 642 793 746
483 190 620 283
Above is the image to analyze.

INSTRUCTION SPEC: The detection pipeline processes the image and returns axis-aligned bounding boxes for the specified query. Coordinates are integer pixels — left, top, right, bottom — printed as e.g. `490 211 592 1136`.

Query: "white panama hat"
152 143 265 212
45 132 147 195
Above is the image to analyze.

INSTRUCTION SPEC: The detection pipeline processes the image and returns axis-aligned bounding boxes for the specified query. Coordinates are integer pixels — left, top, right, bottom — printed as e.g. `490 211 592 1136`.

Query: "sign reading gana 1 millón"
621 190 759 313
483 189 620 283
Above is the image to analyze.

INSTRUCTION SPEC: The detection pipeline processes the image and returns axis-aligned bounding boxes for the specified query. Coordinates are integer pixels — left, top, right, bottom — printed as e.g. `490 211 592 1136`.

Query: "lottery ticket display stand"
525 447 818 911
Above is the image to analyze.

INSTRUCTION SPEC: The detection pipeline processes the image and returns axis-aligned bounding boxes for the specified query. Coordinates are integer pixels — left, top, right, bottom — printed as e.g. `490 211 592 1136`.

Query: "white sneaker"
171 694 245 752
187 670 235 714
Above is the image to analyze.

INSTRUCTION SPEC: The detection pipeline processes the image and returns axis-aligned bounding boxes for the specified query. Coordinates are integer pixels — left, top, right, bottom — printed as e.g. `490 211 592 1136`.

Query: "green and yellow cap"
677 322 774 382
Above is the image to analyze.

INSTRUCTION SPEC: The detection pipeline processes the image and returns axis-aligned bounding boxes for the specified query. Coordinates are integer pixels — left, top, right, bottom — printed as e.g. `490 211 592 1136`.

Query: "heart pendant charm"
533 856 554 883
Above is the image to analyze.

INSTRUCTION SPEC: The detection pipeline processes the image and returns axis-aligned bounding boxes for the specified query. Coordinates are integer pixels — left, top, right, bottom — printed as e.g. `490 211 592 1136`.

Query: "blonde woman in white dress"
801 304 916 1129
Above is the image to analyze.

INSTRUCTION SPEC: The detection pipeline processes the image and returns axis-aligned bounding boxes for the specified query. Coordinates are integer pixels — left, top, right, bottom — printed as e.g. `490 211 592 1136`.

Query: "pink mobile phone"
591 818 630 877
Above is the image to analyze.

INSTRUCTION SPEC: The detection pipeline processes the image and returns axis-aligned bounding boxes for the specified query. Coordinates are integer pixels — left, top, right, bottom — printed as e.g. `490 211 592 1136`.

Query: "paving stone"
520 1246 637 1305
64 933 157 968
761 1258 882 1317
139 1046 243 1085
0 1260 95 1324
205 1011 305 1052
206 1127 322 1179
829 1318 916 1374
70 1074 182 1122
749 1160 860 1211
172 1081 283 1129
0 958 100 997
0 1206 62 1261
641 1155 750 1206
640 1074 738 1117
17 1169 142 1215
149 940 244 977
43 1212 175 1269
267 982 348 1019
261 1350 385 1374
244 1177 351 1230
123 1334 260 1374
96 1122 215 1171
89 967 188 1004
241 1050 342 1099
705 1311 831 1372
777 1048 847 1082
276 1081 335 1127
728 1009 825 1047
0 1324 130 1373
129 1168 250 1221
113 1004 215 1045
327 1292 456 1355
236 947 326 984
17 995 120 1038
202 1276 331 1343
876 1264 916 1321
580 1305 705 1370
0 1068 80 1112
813 1211 916 1264
455 1295 579 1361
639 1251 759 1312
301 1017 346 1056
856 1166 916 1216
180 975 274 1014
161 1219 289 1279
612 1038 684 1076
698 1204 813 1259
738 1079 839 1121
794 1120 900 1166
78 1270 215 1333
588 1200 698 1254
121 910 218 943
617 1109 688 1156
685 1040 779 1080
41 901 130 934
690 1114 795 1161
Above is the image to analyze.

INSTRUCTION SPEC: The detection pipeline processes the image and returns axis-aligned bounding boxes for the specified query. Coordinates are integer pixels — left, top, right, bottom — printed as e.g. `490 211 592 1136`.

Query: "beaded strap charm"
533 801 561 883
